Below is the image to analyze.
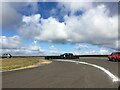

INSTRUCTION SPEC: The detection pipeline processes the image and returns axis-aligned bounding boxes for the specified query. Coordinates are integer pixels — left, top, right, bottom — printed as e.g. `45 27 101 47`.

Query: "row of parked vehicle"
45 52 120 62
1 52 120 62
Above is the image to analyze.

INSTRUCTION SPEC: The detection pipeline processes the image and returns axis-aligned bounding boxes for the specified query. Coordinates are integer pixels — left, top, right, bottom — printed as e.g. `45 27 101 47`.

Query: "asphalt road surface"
2 57 120 88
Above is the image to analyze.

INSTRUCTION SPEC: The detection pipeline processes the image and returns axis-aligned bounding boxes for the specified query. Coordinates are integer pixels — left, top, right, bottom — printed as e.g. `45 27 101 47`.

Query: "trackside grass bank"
0 57 51 71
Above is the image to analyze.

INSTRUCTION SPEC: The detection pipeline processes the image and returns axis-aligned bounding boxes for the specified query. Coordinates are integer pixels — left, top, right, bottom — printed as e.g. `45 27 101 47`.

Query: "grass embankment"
0 57 51 71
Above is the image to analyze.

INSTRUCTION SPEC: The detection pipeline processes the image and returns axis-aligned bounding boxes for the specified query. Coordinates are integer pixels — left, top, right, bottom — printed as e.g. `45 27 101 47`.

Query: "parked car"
108 52 120 62
60 53 79 59
1 53 12 58
60 53 74 59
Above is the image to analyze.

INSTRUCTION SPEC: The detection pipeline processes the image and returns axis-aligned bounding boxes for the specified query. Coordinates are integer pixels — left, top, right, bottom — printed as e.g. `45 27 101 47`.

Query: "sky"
0 1 119 56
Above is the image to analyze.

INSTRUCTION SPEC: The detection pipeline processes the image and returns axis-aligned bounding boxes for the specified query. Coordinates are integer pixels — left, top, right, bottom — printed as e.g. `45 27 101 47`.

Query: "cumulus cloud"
23 14 40 24
73 51 97 55
99 48 109 55
57 2 93 15
64 4 118 48
19 14 41 39
19 2 118 50
36 17 68 43
48 45 61 55
1 2 38 28
57 2 118 16
1 2 22 28
75 44 88 50
0 35 21 49
74 46 113 55
27 40 44 54
19 15 68 43
1 40 44 56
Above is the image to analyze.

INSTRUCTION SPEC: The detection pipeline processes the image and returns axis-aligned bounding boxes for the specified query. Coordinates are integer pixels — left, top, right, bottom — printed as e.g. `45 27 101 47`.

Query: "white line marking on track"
54 59 120 83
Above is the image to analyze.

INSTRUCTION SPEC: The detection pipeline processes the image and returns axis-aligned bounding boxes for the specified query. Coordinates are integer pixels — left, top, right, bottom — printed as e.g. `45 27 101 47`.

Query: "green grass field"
0 57 40 71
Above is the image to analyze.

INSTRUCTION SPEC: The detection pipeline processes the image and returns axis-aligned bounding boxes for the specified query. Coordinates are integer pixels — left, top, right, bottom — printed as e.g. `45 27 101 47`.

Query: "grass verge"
0 57 51 71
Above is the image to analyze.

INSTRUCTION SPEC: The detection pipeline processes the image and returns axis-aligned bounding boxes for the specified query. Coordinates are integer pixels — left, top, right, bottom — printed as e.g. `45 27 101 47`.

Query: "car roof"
3 53 11 55
61 53 73 55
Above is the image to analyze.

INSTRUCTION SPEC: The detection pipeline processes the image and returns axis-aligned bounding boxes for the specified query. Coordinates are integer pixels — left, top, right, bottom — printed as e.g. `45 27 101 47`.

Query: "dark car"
2 53 12 58
108 52 120 62
60 53 79 59
60 53 73 59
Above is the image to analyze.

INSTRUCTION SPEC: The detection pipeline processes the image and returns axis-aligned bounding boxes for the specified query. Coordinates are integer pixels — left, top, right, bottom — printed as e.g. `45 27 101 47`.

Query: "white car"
2 53 12 58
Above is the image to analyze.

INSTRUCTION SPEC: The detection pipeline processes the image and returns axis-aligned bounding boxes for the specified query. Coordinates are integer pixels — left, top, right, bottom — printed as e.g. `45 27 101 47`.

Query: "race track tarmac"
2 57 120 88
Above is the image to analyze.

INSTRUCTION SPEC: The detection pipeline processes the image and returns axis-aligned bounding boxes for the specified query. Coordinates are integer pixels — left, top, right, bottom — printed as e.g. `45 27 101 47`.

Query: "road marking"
54 59 120 83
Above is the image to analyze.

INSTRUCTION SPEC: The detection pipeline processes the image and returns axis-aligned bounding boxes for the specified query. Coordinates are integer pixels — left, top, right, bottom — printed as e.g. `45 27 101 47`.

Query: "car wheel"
113 59 117 62
108 58 111 61
116 60 119 62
